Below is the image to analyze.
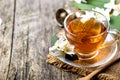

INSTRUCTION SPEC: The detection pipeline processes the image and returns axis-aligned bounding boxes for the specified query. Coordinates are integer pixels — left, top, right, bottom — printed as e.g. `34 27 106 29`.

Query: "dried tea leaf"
65 54 79 61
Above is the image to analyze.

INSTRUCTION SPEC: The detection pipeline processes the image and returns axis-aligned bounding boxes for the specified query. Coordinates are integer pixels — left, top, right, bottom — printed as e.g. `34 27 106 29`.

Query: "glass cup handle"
108 29 120 40
100 29 120 49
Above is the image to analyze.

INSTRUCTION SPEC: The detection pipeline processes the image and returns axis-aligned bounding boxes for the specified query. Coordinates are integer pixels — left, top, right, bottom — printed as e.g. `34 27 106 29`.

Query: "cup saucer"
50 33 118 68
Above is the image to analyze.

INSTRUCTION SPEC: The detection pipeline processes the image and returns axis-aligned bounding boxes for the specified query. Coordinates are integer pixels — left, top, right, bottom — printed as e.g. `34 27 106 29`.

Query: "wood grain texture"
0 0 14 79
0 0 119 80
6 0 78 80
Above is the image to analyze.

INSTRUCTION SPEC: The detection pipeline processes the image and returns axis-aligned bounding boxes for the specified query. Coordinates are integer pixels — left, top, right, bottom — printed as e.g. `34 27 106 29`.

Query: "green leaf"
87 0 110 8
51 35 59 46
72 0 110 10
110 15 120 31
72 2 95 10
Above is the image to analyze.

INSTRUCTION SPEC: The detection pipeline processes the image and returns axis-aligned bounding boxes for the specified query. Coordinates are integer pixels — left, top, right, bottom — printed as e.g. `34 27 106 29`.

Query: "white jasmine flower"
74 0 87 4
113 4 120 16
104 0 116 9
56 37 68 51
81 11 95 23
49 36 74 53
104 0 120 16
92 7 110 22
49 46 58 52
0 18 2 26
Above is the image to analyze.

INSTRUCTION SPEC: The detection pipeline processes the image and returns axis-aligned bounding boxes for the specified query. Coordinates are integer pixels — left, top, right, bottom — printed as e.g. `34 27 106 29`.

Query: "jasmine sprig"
49 36 75 55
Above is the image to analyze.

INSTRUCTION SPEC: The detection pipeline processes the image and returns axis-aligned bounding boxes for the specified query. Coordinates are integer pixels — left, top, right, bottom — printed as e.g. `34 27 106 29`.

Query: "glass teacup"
64 10 110 60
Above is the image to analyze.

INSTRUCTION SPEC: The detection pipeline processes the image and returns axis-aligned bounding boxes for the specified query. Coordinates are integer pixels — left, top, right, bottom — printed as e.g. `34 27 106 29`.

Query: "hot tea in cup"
64 10 109 60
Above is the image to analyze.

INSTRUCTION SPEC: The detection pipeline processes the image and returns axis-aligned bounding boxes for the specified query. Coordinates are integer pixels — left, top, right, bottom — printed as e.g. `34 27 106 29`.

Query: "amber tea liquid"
66 18 107 54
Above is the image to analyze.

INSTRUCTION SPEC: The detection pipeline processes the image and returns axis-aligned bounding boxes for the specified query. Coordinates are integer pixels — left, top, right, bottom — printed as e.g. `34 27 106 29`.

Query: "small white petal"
81 0 87 3
0 18 2 26
74 0 82 3
49 46 57 51
104 0 115 9
113 10 120 16
74 0 87 3
76 12 81 17
92 7 110 21
81 11 95 23
66 43 74 51
66 51 75 55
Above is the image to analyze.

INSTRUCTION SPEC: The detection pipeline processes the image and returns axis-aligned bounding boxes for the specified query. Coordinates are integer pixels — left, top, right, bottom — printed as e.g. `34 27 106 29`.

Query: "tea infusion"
66 18 107 54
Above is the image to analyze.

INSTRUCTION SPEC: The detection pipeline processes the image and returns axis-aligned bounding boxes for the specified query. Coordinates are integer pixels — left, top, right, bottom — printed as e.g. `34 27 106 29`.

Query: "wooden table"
0 0 79 80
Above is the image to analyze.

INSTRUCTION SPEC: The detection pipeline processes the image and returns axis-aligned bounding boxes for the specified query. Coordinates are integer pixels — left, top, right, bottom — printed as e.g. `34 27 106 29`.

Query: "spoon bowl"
56 8 68 26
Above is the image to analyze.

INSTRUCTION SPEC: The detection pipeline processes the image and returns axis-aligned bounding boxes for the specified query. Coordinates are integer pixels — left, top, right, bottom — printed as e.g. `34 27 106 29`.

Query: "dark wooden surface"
0 0 79 80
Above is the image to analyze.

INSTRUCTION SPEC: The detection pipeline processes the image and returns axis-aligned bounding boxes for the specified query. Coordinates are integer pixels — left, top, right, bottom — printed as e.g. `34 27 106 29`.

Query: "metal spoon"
77 51 120 80
55 8 69 27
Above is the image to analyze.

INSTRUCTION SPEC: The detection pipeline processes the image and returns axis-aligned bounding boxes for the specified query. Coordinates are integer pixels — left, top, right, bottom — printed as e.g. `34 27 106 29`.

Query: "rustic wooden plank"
36 0 78 79
37 0 63 80
7 0 40 79
7 0 79 80
0 0 15 80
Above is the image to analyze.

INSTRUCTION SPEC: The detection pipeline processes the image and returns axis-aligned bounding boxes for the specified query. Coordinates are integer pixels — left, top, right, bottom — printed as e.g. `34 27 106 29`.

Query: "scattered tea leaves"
65 54 78 61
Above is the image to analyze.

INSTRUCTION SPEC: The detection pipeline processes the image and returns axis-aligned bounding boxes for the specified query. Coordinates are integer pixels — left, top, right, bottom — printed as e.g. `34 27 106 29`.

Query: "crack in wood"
6 0 16 79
